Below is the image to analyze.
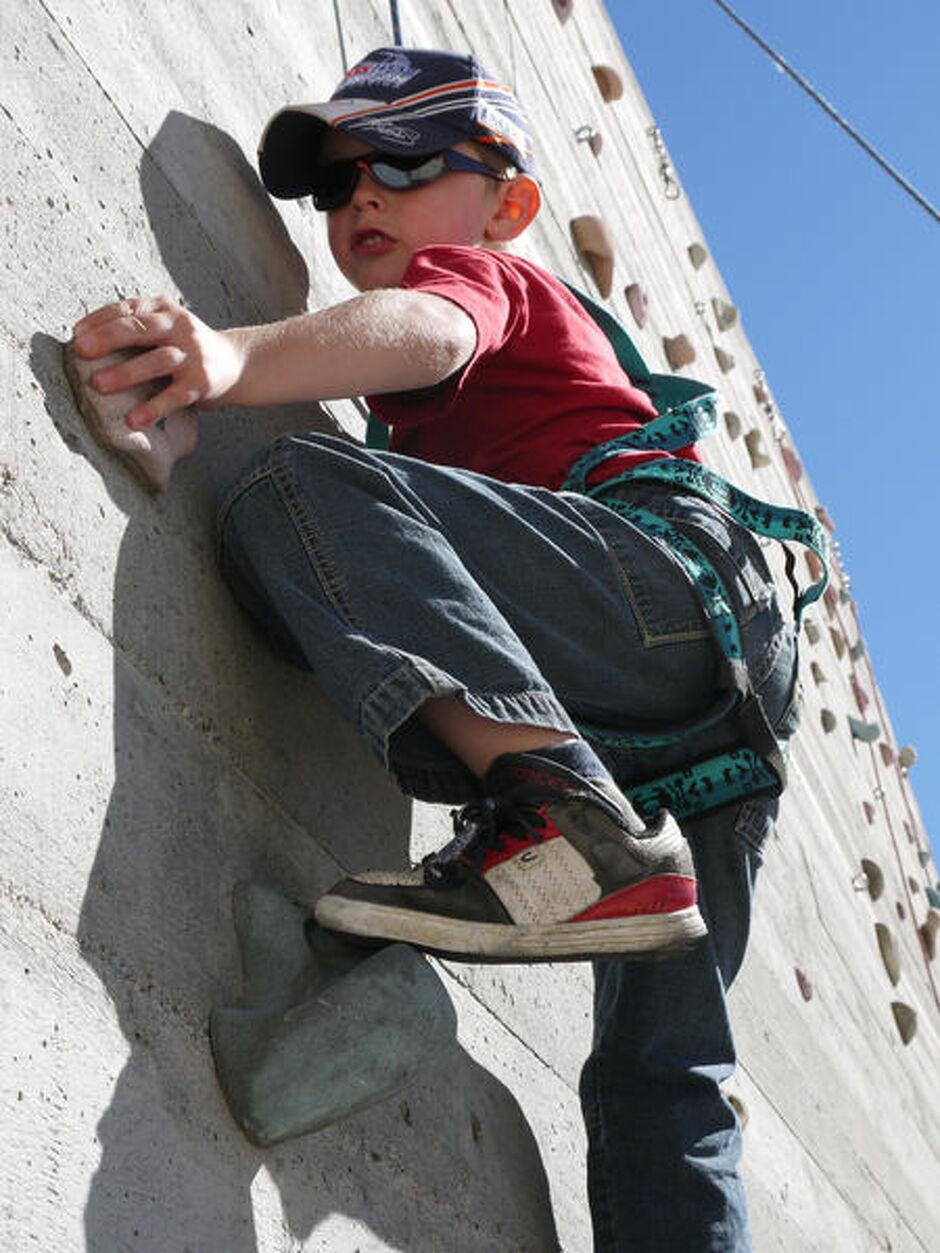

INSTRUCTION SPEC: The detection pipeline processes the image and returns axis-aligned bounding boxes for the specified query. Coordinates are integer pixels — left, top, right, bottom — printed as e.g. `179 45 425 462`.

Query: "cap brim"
258 98 489 199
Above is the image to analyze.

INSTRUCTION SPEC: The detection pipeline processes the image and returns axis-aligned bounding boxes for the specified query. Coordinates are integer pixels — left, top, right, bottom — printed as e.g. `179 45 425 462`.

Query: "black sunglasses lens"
311 159 359 210
370 154 446 190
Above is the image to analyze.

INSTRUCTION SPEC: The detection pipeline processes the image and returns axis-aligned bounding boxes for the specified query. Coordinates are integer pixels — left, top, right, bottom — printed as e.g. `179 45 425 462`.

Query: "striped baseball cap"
259 47 535 199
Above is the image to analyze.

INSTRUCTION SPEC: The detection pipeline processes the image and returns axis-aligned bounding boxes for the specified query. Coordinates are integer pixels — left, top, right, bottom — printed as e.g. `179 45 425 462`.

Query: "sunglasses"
309 148 514 211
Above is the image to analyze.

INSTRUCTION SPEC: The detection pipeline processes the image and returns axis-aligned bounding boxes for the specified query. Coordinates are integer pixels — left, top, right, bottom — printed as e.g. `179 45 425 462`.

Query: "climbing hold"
890 1002 917 1045
824 585 840 617
662 333 696 370
575 124 604 157
862 800 876 824
875 923 901 986
897 745 918 771
879 743 896 767
743 429 770 469
624 282 649 328
209 882 457 1146
687 242 708 269
829 626 846 658
850 675 870 712
780 442 803 484
805 550 826 584
920 910 938 961
711 297 738 331
820 708 837 734
63 339 198 493
927 886 940 909
849 638 866 661
814 505 836 535
804 619 820 644
571 215 615 298
896 900 906 921
860 858 884 901
713 346 735 373
917 849 931 869
552 0 574 22
591 65 624 102
794 967 814 1002
723 410 741 439
848 716 881 743
907 875 921 895
752 380 770 406
809 661 826 685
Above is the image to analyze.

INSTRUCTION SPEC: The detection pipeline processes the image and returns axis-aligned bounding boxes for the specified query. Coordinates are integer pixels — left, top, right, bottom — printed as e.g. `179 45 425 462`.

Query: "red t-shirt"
367 245 699 491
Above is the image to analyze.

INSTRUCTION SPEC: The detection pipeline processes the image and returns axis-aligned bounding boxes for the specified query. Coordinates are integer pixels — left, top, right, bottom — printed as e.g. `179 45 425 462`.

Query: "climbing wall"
1 1 937 1250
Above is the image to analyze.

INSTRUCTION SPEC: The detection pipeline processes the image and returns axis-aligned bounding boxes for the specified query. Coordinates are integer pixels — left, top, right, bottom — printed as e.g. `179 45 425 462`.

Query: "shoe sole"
313 897 707 964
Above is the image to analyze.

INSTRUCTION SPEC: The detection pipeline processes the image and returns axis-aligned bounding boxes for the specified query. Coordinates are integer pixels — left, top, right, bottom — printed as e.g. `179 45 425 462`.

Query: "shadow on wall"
33 111 559 1251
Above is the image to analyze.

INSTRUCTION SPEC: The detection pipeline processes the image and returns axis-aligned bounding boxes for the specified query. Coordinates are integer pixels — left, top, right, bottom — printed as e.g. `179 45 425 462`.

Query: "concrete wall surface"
1 1 937 1250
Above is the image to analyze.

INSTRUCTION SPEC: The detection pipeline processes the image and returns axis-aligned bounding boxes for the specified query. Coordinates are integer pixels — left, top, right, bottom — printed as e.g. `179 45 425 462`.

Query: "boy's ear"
485 176 541 242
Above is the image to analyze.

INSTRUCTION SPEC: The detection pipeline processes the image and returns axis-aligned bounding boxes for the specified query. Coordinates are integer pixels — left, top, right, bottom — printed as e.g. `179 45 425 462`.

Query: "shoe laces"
423 797 547 885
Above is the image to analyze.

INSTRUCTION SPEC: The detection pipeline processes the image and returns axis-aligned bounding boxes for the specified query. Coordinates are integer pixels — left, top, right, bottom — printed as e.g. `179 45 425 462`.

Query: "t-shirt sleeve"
366 245 521 430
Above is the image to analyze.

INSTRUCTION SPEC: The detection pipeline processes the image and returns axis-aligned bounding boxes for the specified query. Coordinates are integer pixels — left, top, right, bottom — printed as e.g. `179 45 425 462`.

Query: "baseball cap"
259 47 535 199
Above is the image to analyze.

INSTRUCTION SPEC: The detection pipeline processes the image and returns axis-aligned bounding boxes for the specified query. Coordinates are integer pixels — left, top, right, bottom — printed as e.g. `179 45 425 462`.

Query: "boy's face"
321 131 509 291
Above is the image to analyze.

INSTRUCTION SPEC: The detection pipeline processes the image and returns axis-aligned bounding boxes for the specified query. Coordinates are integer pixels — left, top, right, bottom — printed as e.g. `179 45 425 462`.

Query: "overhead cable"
711 0 939 224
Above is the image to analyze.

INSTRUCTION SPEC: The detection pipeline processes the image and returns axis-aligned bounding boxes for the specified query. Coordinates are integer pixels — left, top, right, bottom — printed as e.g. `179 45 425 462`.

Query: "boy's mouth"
351 229 396 255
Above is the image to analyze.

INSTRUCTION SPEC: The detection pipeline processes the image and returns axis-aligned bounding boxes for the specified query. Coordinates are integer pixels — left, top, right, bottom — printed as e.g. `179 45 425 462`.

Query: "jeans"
217 432 800 1252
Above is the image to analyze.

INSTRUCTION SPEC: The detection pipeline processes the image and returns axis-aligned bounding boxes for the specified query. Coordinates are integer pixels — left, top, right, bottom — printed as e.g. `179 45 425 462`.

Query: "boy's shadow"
35 111 559 1251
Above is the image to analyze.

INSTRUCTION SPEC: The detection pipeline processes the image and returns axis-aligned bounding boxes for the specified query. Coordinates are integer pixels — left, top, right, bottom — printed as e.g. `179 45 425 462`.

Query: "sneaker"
313 752 707 963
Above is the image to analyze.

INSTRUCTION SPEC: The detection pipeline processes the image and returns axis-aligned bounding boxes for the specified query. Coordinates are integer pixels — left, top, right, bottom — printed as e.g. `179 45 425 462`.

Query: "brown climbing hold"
624 283 649 328
862 800 875 824
663 333 696 370
753 380 770 406
687 242 708 269
743 429 770 469
920 910 938 961
890 1002 917 1045
809 661 826 685
63 339 198 493
591 65 624 102
850 674 870 712
860 858 884 901
794 967 813 1002
723 410 741 439
820 708 837 734
804 619 820 644
875 923 901 986
781 443 803 483
879 743 896 767
552 0 574 22
805 550 826 584
830 627 846 658
571 216 615 298
575 124 603 157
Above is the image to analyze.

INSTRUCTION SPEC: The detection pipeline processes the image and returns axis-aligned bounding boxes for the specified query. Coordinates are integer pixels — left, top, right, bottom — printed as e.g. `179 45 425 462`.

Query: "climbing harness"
365 278 829 821
558 282 829 819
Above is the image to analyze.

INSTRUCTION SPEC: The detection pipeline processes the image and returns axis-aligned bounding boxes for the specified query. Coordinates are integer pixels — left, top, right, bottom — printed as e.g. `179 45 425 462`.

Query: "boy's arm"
71 290 477 431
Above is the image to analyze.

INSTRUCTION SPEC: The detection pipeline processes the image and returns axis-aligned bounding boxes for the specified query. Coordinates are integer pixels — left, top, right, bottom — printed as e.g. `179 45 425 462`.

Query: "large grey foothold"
210 882 457 1147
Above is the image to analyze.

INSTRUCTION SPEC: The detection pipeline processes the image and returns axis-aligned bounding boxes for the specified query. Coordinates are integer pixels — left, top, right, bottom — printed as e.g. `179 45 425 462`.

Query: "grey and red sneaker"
313 751 707 962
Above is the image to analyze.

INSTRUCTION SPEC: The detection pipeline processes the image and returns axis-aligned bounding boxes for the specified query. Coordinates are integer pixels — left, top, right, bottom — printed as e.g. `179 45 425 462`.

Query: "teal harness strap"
623 747 783 823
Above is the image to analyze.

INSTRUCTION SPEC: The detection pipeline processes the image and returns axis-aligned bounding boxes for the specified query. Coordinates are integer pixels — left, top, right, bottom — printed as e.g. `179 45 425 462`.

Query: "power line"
710 0 939 224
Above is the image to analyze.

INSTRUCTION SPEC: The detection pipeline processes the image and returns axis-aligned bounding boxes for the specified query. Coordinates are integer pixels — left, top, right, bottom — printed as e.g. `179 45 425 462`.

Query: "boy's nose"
350 164 386 210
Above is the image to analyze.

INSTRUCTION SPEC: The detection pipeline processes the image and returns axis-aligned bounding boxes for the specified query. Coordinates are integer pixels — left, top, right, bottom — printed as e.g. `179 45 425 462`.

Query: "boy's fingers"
72 300 174 356
92 345 185 394
127 380 199 430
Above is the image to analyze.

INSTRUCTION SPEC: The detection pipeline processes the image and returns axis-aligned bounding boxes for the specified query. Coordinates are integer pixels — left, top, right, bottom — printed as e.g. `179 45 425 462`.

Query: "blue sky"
606 0 940 861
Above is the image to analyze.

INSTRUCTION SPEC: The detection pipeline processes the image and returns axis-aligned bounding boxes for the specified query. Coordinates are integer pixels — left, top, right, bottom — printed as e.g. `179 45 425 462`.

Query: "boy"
73 47 800 1251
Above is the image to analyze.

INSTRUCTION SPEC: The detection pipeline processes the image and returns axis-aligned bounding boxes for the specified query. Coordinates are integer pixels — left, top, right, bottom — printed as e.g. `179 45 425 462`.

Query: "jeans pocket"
735 798 776 864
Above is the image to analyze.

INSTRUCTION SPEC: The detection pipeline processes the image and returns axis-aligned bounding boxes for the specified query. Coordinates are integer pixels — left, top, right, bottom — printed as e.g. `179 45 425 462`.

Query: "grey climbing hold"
848 716 881 743
713 346 735 373
875 922 901 986
890 1002 917 1045
210 882 457 1147
687 241 708 269
723 410 741 439
743 428 770 469
711 297 739 331
570 215 615 298
803 619 821 645
860 858 884 901
820 708 837 734
920 910 938 961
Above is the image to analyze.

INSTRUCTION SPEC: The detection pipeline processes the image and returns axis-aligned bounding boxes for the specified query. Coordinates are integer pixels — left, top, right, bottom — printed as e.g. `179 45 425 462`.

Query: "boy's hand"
72 297 242 430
